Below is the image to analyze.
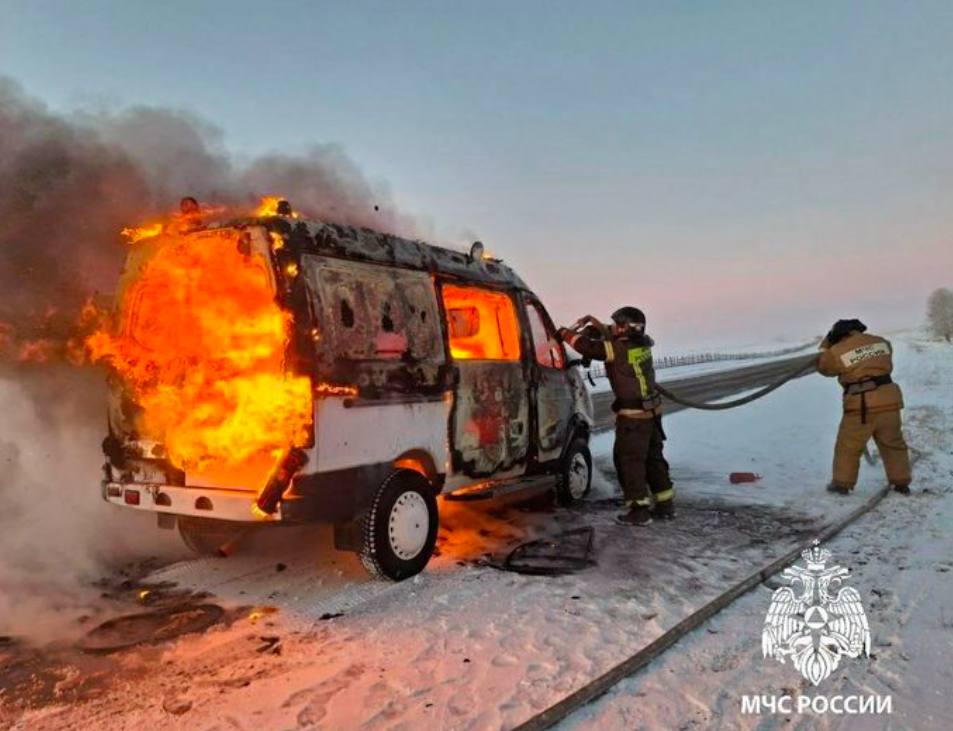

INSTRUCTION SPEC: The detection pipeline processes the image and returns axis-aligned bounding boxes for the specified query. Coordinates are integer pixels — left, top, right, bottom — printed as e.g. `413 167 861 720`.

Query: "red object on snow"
729 472 762 484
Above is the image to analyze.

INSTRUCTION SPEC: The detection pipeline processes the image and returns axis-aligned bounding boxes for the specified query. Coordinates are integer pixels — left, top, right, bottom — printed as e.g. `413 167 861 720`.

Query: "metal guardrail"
586 338 819 380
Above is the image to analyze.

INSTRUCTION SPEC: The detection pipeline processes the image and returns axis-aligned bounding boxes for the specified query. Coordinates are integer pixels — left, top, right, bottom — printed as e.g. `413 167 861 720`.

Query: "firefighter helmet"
826 318 867 345
611 306 646 329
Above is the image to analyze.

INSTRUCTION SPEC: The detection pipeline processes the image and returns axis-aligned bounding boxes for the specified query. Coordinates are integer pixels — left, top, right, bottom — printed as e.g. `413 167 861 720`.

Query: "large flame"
254 196 299 218
87 225 313 486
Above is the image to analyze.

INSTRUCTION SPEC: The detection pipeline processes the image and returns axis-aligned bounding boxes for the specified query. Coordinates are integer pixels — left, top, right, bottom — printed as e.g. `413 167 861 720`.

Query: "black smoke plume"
0 75 420 368
0 76 421 641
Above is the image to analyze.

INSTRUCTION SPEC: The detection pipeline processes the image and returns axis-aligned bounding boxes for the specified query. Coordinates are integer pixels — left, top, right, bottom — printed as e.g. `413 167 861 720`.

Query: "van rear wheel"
555 438 592 505
360 470 439 581
178 517 248 556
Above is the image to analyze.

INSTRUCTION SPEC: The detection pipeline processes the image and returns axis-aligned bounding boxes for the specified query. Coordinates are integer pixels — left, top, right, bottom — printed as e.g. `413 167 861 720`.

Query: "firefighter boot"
651 499 676 520
616 504 653 526
826 481 852 495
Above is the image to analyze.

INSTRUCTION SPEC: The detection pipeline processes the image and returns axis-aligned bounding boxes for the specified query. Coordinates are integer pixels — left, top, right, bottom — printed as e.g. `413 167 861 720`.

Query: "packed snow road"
3 336 948 731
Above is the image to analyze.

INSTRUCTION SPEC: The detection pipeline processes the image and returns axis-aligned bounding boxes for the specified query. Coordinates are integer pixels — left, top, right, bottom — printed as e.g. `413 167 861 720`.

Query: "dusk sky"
4 1 953 349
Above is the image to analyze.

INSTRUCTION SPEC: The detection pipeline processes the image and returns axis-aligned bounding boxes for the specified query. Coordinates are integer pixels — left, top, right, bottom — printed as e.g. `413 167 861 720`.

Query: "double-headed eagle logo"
762 540 870 685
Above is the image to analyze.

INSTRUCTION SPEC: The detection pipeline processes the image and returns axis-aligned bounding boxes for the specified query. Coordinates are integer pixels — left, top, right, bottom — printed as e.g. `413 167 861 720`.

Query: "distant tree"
926 288 953 342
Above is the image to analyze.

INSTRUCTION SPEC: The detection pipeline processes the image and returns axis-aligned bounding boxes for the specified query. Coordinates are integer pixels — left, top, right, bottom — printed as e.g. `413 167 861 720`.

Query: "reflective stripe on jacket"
566 331 661 416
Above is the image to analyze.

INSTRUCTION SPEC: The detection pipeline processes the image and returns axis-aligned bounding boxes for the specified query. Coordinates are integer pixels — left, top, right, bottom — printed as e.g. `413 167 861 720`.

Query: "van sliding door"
441 284 529 477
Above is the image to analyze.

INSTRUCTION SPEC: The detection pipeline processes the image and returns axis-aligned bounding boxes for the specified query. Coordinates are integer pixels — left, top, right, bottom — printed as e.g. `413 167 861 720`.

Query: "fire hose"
586 354 876 463
565 320 872 458
564 317 819 411
653 358 818 411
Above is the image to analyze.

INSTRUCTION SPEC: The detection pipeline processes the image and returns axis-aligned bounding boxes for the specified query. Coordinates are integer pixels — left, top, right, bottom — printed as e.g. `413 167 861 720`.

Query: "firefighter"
817 319 911 495
558 307 674 525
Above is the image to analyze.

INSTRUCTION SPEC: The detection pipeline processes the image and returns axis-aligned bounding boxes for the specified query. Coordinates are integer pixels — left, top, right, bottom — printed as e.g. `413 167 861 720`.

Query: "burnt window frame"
436 280 524 363
520 294 568 371
300 254 445 366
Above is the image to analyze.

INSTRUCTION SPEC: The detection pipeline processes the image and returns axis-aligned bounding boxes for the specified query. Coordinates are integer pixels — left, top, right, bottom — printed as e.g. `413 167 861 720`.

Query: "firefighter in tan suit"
817 319 911 495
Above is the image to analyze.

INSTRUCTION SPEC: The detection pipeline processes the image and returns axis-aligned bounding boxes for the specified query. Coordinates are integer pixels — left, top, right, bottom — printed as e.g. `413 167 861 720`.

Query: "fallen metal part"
76 603 224 655
255 635 281 654
728 472 762 484
498 527 595 576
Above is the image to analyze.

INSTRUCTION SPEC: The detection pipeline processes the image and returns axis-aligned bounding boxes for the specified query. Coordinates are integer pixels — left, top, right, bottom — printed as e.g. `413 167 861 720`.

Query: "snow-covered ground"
562 336 953 730
6 334 950 731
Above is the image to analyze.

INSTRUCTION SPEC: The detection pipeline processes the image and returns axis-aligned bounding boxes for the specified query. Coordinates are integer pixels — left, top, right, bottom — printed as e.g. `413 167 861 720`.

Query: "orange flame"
121 222 164 243
0 298 108 366
254 196 298 218
314 382 358 398
86 226 313 485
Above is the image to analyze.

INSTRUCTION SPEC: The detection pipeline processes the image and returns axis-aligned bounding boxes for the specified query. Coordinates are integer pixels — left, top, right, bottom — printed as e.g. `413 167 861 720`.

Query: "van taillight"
124 490 141 506
106 485 122 498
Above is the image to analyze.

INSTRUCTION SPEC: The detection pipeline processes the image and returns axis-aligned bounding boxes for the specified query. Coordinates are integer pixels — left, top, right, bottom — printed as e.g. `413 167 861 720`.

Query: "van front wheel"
360 470 439 581
555 438 592 505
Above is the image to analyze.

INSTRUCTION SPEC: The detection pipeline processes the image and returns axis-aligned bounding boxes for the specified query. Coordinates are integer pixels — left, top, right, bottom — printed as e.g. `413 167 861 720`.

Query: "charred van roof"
233 216 529 290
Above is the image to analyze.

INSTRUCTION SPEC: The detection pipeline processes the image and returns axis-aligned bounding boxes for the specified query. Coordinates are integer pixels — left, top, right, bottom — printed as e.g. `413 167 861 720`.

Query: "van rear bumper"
102 482 281 523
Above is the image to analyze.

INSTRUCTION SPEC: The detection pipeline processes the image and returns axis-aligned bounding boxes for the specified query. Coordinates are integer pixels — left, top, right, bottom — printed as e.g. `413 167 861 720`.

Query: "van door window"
302 256 443 363
441 285 521 361
525 301 566 369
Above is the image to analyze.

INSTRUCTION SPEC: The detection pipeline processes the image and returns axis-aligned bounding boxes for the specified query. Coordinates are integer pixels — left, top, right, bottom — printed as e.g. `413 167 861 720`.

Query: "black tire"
555 438 592 505
360 470 439 581
178 517 249 556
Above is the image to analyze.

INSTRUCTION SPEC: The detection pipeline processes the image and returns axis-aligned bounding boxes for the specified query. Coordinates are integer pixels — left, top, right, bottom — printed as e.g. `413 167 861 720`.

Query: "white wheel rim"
388 491 430 560
568 453 590 499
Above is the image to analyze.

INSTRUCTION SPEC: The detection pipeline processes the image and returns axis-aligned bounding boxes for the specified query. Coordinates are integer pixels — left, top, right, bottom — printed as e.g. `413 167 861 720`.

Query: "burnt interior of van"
441 284 521 361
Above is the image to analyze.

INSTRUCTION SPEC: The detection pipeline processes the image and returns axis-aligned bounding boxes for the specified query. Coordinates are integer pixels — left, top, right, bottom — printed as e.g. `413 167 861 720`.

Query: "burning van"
92 201 593 580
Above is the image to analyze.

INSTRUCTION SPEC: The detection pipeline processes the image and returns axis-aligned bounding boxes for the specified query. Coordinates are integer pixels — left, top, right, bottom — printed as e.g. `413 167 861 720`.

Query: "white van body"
101 215 593 579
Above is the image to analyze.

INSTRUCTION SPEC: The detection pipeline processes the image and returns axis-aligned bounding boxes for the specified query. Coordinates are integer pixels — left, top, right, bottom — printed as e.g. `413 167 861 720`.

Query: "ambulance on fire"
97 202 593 580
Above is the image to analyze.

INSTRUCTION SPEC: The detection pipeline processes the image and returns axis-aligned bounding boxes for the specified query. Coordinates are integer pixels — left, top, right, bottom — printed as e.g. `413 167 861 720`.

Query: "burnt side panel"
298 254 449 398
451 361 529 477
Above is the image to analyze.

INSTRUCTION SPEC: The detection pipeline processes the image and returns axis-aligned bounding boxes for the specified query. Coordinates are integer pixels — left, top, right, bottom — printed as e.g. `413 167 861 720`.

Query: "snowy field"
7 335 951 730
563 336 953 730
